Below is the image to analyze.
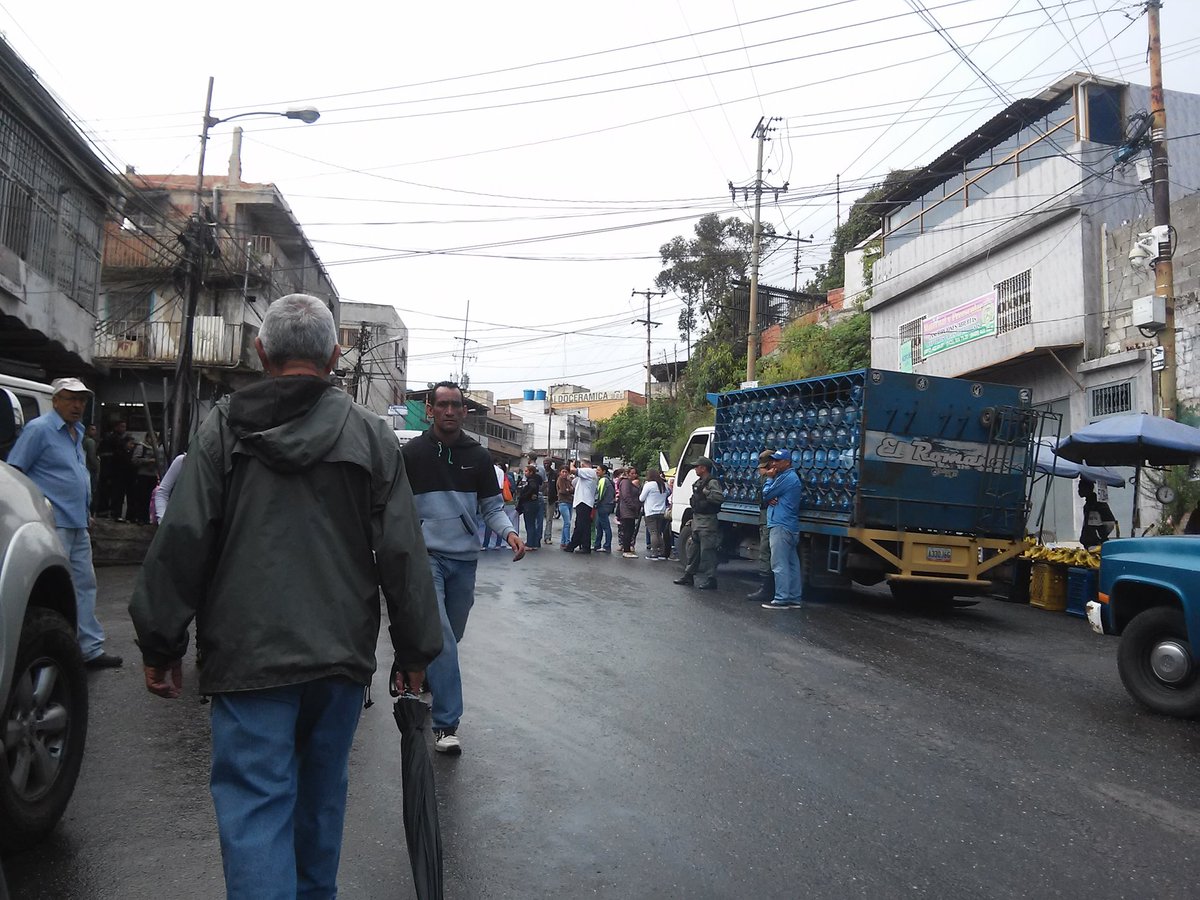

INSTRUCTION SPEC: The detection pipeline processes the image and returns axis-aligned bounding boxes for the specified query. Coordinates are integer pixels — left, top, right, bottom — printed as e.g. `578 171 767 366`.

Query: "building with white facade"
865 72 1200 538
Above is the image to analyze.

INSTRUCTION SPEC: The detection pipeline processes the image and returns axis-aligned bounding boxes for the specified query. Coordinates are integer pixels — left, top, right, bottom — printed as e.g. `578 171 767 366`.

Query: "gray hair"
259 294 337 368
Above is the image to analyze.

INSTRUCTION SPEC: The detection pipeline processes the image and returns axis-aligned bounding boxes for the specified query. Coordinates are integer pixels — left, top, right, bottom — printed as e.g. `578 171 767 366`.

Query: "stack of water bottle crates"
713 371 865 522
707 368 1032 538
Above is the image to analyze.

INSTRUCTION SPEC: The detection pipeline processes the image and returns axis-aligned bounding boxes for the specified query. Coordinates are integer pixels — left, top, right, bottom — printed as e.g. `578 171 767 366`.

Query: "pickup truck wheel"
0 608 89 853
1118 607 1200 718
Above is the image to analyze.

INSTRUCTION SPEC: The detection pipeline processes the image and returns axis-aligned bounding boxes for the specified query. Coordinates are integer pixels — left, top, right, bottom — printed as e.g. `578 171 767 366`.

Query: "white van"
0 375 55 461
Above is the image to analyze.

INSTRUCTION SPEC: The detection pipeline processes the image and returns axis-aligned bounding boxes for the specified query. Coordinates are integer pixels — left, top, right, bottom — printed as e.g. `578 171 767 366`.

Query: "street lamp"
169 78 320 458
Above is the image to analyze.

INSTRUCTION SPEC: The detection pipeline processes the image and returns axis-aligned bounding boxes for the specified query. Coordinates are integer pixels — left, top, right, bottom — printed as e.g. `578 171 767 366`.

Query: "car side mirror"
0 388 23 460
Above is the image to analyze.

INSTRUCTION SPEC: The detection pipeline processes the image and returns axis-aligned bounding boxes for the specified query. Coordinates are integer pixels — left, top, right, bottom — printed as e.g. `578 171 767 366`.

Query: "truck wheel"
1117 607 1200 718
677 523 693 570
0 608 89 853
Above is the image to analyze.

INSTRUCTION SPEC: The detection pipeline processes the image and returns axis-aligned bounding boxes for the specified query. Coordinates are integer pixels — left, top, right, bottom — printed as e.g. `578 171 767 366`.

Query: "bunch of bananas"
1021 539 1100 569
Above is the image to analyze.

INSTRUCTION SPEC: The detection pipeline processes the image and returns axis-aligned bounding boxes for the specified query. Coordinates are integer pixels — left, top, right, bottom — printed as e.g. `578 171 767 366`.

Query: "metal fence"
95 316 242 366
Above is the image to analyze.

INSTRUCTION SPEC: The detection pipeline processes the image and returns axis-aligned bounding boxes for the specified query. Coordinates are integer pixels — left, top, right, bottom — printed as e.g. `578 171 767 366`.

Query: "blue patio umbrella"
1056 414 1200 467
1056 414 1200 531
1032 443 1125 486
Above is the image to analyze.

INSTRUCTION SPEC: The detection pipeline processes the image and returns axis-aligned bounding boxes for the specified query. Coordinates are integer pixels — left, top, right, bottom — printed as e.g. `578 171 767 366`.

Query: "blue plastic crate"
1066 566 1096 619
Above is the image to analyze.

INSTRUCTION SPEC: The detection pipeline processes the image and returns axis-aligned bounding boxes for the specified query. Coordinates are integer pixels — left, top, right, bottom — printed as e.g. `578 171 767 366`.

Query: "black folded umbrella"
392 694 444 900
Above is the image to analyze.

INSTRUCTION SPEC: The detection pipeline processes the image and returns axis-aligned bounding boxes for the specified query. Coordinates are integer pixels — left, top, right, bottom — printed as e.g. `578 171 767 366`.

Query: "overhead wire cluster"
8 0 1194 391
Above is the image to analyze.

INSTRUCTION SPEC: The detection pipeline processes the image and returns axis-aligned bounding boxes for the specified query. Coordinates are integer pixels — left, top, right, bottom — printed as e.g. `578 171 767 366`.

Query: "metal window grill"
899 316 925 363
0 94 103 312
1089 381 1133 419
996 270 1032 334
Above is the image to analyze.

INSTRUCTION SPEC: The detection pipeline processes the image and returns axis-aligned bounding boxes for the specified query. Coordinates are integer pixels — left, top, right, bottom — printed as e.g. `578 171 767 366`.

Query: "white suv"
0 459 88 853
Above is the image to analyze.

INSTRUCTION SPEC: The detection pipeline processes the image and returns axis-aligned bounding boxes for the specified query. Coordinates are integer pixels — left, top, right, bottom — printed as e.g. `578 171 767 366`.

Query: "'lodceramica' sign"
551 390 627 404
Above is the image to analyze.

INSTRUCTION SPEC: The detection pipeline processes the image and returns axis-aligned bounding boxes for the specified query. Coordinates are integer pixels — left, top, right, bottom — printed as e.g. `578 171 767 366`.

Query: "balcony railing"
102 226 180 271
94 317 242 366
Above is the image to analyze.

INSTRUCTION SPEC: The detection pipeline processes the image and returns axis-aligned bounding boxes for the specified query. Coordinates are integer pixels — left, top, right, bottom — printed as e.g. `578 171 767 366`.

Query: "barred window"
1089 381 1133 419
899 316 925 364
0 94 102 311
996 270 1032 334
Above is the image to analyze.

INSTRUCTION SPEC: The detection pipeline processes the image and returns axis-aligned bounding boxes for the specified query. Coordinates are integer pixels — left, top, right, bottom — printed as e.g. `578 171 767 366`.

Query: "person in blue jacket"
760 448 804 610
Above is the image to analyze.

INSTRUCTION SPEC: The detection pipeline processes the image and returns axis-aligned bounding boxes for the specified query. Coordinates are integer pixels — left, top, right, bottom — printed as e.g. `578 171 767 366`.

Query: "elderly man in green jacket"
129 293 442 900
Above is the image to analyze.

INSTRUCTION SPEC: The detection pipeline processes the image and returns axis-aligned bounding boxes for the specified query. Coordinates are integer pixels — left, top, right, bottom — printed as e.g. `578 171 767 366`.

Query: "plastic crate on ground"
1030 561 1068 611
1066 566 1097 619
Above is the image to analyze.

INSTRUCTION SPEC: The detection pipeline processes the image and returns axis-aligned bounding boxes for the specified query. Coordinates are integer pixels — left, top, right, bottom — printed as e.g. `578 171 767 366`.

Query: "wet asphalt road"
5 541 1200 899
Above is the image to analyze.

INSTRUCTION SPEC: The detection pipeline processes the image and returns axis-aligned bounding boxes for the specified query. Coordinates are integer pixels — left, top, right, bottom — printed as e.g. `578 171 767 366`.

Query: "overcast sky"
4 0 1200 397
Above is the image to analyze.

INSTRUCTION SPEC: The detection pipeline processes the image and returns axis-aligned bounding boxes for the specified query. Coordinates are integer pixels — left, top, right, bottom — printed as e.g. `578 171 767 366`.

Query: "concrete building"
405 387 524 464
96 133 337 434
338 300 406 416
0 38 121 382
864 72 1200 539
499 392 595 462
546 384 645 422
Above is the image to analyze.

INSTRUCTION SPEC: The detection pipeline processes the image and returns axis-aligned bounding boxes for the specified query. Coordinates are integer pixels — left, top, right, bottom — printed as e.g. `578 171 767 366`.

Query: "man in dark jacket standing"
592 463 615 552
543 458 559 544
129 294 442 899
403 381 525 755
518 463 543 549
674 457 725 590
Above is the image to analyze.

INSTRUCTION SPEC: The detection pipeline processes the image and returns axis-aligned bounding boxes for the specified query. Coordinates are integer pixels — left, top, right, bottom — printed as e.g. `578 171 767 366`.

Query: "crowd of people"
496 456 678 561
8 293 810 898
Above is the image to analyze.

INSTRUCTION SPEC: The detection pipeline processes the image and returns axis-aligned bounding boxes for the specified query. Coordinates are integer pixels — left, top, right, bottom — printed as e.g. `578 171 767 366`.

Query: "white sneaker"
433 729 462 755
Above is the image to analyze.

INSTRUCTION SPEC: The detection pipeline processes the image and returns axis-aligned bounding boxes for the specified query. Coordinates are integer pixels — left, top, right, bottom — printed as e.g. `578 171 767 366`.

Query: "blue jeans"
209 677 364 900
533 500 545 542
558 502 573 540
592 504 613 550
769 527 802 602
56 527 104 660
522 505 541 548
426 554 478 731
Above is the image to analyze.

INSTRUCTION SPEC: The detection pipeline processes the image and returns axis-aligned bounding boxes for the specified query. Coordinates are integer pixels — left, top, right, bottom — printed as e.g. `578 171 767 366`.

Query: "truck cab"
1090 535 1200 718
0 375 55 461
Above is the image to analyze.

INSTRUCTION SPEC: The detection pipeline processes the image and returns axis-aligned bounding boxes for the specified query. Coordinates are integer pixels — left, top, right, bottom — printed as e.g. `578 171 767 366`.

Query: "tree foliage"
681 335 743 407
757 312 872 385
805 169 914 294
594 399 688 473
655 214 758 342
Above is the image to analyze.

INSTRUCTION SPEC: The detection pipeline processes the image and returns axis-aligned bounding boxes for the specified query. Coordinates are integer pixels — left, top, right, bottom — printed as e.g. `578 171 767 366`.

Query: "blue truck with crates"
670 368 1044 601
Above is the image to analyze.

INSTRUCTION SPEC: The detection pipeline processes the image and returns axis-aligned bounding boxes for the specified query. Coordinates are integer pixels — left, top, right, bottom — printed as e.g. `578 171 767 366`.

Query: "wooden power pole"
633 289 664 411
1148 0 1177 420
731 117 787 383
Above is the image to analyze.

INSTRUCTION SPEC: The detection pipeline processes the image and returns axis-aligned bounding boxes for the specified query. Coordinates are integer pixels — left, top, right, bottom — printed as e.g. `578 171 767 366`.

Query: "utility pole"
1148 0 1177 420
454 300 477 389
169 76 215 459
730 116 787 383
632 288 664 412
350 322 370 403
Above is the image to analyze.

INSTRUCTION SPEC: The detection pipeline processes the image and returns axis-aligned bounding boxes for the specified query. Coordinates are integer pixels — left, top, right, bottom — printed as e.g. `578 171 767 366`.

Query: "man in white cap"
7 377 121 667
